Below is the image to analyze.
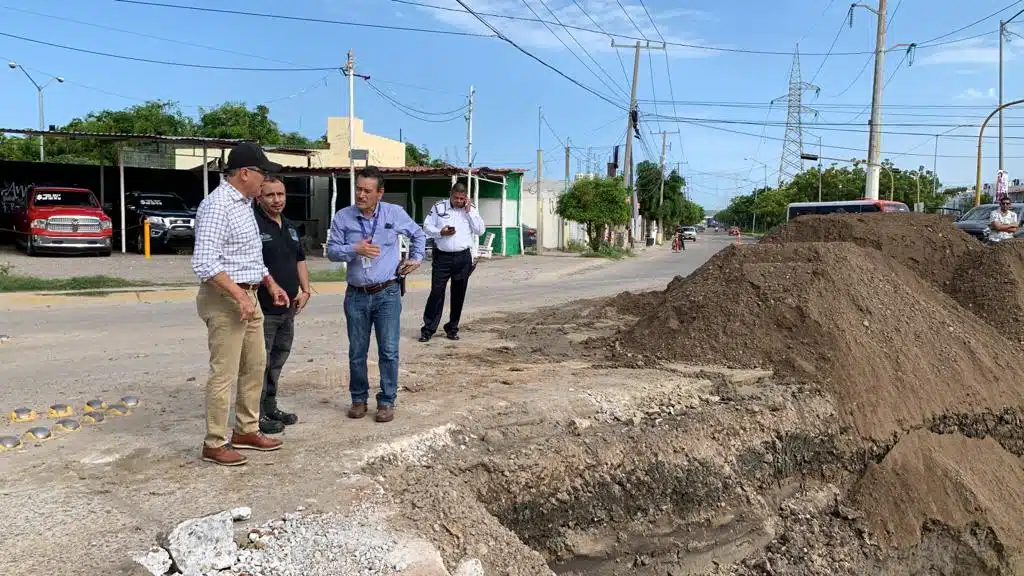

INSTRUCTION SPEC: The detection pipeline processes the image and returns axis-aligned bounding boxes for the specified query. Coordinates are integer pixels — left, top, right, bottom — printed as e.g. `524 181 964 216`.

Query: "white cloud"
410 0 721 59
955 87 997 100
919 38 1009 66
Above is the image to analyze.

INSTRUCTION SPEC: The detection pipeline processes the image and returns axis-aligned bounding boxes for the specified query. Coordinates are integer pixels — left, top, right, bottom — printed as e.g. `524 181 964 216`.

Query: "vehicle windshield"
136 195 189 211
960 206 997 221
31 190 98 207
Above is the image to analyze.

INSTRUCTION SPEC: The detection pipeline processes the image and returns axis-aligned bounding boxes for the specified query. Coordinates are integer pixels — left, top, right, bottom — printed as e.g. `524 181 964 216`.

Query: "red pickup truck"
15 186 113 256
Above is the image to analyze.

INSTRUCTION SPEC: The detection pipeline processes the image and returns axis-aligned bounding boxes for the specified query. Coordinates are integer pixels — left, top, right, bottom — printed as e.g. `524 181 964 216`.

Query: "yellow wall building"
172 116 405 170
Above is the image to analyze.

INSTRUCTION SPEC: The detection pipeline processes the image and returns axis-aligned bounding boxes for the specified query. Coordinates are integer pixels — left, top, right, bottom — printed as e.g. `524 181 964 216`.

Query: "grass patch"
0 274 148 293
583 244 633 259
308 267 348 283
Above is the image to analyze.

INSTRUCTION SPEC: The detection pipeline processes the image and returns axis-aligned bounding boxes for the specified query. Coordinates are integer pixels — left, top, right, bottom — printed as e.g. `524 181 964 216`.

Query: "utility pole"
564 138 571 195
998 8 1024 170
536 107 544 254
654 130 678 244
933 135 939 198
613 39 666 249
466 85 476 205
852 0 888 200
345 50 356 215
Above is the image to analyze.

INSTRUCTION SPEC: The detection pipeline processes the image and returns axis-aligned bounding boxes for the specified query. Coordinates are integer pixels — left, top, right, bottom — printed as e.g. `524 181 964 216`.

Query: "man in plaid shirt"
192 142 291 467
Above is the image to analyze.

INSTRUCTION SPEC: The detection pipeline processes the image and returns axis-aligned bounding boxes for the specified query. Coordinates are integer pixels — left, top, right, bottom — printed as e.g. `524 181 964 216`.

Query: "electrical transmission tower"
772 47 819 188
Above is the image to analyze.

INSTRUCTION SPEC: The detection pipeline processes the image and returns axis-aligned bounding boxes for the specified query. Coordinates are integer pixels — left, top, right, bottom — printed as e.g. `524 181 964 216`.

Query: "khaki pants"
197 282 267 448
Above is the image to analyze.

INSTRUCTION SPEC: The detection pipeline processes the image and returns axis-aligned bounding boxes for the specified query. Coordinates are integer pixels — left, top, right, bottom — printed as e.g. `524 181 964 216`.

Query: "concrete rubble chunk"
453 557 485 576
229 506 252 521
130 546 173 576
166 510 238 574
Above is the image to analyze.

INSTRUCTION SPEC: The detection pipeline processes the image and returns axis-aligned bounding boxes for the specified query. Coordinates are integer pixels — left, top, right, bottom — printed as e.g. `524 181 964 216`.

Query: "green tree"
405 142 446 167
717 160 952 231
0 100 326 164
556 177 631 251
634 162 703 230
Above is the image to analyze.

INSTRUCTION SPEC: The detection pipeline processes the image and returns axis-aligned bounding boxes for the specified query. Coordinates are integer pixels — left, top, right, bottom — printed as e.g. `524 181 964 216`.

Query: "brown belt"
350 280 396 295
237 283 259 290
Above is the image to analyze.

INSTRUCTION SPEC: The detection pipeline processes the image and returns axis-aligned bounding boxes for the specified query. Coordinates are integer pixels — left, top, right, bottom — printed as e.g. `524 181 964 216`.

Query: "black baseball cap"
225 142 283 173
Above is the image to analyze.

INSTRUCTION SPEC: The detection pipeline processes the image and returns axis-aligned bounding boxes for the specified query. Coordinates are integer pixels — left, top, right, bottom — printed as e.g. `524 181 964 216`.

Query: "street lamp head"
55 77 64 83
7 61 16 69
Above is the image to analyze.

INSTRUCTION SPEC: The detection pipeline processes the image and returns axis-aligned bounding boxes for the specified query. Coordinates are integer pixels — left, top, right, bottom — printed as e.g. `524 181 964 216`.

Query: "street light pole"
745 157 767 233
8 61 63 162
998 8 1024 170
976 98 1024 206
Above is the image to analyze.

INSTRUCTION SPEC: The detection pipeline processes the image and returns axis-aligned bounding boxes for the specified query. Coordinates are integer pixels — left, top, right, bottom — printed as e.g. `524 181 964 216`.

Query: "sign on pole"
996 169 1010 201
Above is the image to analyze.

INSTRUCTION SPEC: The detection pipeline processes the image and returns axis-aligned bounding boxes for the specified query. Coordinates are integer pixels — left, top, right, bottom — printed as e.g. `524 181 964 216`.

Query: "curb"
0 280 433 309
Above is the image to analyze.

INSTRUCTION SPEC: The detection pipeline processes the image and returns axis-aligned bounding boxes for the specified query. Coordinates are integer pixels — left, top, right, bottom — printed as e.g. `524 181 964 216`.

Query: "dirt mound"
761 212 978 287
610 242 1024 442
852 430 1024 570
950 239 1024 344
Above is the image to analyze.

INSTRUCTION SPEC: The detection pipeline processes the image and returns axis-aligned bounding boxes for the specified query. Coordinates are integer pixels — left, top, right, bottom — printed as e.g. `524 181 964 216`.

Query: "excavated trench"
379 378 1024 575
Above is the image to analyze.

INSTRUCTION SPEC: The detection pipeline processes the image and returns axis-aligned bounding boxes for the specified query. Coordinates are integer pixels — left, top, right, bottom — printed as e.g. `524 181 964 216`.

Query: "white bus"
786 199 910 221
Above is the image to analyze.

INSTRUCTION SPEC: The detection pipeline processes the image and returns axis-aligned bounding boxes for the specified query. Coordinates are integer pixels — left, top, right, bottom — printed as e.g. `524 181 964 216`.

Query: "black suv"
124 192 197 253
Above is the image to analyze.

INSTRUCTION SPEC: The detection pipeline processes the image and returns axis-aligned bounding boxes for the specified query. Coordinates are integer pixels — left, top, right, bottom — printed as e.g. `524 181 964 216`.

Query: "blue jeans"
344 283 402 407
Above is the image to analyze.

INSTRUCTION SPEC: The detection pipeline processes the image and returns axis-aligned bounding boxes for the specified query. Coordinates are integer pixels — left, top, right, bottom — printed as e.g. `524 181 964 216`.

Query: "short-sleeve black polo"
254 205 306 314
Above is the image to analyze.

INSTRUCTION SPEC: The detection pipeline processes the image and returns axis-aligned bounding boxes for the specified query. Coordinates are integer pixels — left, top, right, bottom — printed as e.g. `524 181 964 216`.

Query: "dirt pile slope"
611 242 1024 442
761 212 978 287
950 239 1024 344
852 430 1024 571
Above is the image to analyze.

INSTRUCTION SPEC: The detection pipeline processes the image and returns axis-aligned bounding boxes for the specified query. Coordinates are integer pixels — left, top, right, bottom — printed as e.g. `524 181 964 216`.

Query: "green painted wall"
367 173 524 256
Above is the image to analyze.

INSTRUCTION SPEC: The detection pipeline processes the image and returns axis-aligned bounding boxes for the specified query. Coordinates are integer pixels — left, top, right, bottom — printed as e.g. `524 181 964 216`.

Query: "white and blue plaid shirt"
191 181 268 284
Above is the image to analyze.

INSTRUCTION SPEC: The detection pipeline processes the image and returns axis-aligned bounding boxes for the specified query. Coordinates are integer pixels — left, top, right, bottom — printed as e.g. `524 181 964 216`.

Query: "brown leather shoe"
347 403 368 419
230 431 283 451
202 444 248 466
375 406 395 423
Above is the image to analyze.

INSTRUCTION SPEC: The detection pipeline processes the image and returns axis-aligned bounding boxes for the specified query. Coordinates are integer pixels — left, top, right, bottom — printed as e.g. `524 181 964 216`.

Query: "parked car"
122 191 197 253
681 226 698 241
522 224 537 248
14 186 112 256
954 203 1024 242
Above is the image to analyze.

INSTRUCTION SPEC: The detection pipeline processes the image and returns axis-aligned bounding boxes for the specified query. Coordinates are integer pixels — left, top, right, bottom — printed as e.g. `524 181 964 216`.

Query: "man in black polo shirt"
254 178 310 434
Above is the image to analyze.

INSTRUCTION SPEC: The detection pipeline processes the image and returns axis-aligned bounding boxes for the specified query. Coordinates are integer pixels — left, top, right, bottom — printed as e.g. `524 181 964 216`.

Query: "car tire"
135 228 145 255
25 236 36 257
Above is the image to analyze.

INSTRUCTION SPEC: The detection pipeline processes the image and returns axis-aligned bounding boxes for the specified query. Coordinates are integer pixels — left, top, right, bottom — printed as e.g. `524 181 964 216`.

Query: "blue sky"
0 0 1022 208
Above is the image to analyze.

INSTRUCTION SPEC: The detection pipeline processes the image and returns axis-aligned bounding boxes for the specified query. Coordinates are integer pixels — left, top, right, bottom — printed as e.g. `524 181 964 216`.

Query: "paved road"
0 238 732 410
0 235 734 575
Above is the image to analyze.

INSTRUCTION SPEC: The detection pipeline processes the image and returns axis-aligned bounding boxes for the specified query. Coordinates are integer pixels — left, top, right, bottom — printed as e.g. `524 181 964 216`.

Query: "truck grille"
168 218 194 228
46 216 101 233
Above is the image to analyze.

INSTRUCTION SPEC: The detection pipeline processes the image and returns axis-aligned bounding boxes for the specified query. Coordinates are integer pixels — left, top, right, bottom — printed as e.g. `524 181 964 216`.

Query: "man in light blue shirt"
327 166 425 423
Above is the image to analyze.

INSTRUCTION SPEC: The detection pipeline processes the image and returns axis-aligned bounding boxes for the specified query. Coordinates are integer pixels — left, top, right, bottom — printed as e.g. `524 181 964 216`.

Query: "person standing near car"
989 196 1019 243
191 142 289 467
327 166 425 423
254 177 310 434
419 182 485 342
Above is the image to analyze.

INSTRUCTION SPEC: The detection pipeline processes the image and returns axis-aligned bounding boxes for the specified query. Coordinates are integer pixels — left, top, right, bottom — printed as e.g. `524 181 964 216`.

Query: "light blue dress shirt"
326 201 426 287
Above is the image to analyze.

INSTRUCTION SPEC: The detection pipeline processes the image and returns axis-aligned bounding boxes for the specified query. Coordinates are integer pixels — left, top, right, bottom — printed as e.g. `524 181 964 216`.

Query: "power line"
392 0 1001 56
451 0 625 109
0 30 341 71
114 0 494 38
668 117 1024 159
365 79 469 116
569 0 631 88
807 15 847 85
364 80 467 123
0 4 310 67
917 0 1024 45
521 0 629 100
